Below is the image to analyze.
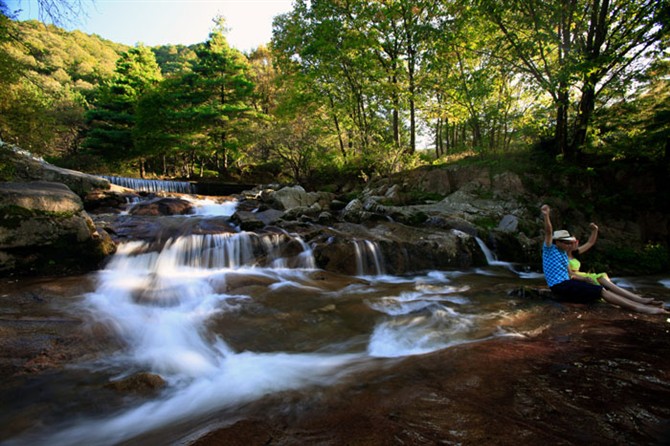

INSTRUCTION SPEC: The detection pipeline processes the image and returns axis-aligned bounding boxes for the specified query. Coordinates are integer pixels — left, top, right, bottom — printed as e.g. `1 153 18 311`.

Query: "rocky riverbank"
1 272 669 445
192 305 670 446
2 143 670 446
3 141 669 278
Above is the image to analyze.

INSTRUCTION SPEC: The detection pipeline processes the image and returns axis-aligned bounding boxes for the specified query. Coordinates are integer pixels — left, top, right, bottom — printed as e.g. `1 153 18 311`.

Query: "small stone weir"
102 176 196 194
101 176 255 196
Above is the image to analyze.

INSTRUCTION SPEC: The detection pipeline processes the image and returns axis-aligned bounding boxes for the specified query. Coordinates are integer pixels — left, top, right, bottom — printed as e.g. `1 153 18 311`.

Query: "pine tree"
83 46 161 172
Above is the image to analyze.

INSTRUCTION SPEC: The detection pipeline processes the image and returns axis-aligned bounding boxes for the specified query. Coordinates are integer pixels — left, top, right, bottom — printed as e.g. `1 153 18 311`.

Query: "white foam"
189 198 238 216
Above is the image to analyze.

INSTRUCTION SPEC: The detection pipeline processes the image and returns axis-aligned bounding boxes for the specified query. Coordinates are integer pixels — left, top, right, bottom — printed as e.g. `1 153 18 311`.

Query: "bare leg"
598 276 663 305
600 289 669 314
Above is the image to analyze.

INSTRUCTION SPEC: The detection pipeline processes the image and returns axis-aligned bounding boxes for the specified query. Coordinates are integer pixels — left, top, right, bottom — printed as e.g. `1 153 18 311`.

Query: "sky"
14 0 295 52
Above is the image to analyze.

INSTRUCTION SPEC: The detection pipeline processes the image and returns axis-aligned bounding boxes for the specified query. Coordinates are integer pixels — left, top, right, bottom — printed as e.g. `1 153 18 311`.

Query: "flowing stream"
2 195 669 446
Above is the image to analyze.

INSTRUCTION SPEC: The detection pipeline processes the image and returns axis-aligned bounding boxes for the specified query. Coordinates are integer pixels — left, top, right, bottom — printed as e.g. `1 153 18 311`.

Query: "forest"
0 0 668 187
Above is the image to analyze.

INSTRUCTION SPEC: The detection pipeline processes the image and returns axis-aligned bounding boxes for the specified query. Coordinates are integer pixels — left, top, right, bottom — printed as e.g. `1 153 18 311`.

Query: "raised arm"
541 204 553 247
577 222 598 254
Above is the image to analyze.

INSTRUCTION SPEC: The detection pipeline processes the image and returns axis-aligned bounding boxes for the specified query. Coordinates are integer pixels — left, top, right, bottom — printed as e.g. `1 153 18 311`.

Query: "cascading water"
475 237 543 279
4 193 621 446
8 229 364 445
102 175 196 194
353 239 385 276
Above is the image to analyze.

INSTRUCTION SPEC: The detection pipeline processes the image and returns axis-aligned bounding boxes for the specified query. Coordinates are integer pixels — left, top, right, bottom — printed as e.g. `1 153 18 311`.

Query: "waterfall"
353 240 385 276
31 229 362 446
475 236 516 272
102 175 196 194
113 231 316 273
475 237 498 264
474 237 542 279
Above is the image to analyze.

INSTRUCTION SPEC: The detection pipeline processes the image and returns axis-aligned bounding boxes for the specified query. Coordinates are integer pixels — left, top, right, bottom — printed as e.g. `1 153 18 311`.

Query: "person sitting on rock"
540 204 667 314
567 222 664 307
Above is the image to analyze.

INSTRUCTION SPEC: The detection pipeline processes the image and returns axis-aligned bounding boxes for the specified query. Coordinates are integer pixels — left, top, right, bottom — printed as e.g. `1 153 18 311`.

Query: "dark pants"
550 279 603 302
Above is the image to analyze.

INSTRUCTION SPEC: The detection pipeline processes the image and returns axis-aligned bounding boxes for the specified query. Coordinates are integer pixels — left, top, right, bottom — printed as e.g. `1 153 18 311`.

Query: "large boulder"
264 185 335 211
309 221 487 275
0 181 116 276
127 197 194 216
231 209 285 230
0 142 110 196
84 189 140 214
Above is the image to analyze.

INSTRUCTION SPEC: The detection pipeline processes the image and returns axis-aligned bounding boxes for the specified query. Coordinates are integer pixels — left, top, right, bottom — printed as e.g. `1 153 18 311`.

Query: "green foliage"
151 44 197 75
0 159 15 181
239 160 284 184
475 0 666 159
48 151 108 173
83 46 162 170
594 243 670 275
588 59 670 163
473 216 498 230
0 20 126 157
444 148 538 178
641 244 670 273
0 3 668 186
185 26 256 174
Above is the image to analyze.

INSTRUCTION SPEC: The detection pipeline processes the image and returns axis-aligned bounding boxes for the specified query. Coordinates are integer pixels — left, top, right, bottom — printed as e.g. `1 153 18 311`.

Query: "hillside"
0 20 128 155
8 20 129 97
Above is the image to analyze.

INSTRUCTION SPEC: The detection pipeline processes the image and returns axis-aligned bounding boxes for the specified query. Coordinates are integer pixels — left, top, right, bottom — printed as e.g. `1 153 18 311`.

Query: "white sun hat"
552 230 576 242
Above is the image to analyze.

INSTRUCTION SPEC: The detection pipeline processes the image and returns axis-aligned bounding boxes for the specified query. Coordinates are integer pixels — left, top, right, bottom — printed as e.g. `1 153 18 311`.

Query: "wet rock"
329 199 348 211
128 197 194 216
317 211 333 224
84 189 140 214
0 181 116 276
487 230 537 265
0 142 109 196
231 210 271 230
191 308 670 446
423 215 478 235
283 203 322 222
340 198 388 223
310 221 487 274
0 275 111 377
105 372 166 395
197 421 278 446
507 286 554 299
90 214 239 244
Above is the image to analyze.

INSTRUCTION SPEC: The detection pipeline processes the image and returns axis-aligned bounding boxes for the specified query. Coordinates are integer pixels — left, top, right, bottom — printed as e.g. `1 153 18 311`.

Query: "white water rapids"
4 197 668 446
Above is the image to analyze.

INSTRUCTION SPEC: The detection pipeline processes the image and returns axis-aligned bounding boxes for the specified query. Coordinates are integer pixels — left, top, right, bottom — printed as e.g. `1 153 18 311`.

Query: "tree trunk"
555 88 571 158
329 95 347 159
573 82 595 153
470 118 482 150
447 123 452 152
435 118 442 158
392 74 400 151
572 0 608 155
